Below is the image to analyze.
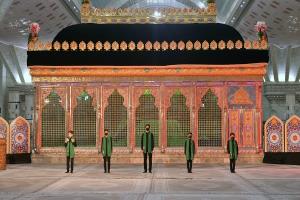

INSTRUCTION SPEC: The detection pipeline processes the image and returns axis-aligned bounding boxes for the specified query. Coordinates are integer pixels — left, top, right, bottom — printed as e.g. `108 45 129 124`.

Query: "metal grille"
104 90 128 147
167 93 190 147
73 91 96 147
42 92 65 147
198 89 222 146
135 93 159 147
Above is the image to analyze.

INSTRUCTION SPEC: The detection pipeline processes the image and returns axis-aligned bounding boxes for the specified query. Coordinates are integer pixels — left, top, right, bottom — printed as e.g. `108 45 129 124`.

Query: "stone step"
32 151 263 164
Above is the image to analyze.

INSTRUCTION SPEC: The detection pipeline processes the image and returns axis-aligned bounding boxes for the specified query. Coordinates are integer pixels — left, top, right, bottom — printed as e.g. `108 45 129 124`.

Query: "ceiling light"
153 11 162 18
197 2 206 9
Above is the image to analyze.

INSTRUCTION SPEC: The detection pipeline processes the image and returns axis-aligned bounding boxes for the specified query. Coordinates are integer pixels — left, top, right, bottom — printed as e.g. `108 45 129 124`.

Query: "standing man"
101 129 113 173
65 130 77 173
227 132 239 173
141 124 154 173
184 132 195 173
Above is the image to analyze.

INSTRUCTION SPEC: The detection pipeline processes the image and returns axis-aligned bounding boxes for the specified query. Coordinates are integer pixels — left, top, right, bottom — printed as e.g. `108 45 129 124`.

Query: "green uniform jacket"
227 139 238 160
184 138 195 160
65 137 77 158
141 132 154 153
101 135 113 157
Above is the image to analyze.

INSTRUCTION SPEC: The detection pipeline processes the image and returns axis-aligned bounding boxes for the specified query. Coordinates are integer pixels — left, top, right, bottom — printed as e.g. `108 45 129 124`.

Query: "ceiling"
0 0 299 85
231 0 300 47
1 0 299 48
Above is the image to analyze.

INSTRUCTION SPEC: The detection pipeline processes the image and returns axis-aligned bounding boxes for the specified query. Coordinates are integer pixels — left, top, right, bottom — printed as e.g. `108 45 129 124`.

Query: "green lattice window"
198 89 222 146
104 90 128 147
167 92 190 147
73 91 96 147
42 91 65 147
135 91 159 147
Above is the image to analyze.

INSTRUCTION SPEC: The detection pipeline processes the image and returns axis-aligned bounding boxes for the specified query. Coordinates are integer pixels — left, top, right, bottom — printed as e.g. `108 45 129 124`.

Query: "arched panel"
264 115 284 152
104 90 128 147
135 92 159 147
285 115 300 152
0 117 9 153
167 92 190 147
42 91 65 147
73 90 97 147
10 116 30 154
198 89 222 147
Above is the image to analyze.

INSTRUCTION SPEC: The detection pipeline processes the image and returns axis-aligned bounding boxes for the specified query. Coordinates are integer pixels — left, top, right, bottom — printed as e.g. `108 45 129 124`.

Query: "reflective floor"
0 163 300 200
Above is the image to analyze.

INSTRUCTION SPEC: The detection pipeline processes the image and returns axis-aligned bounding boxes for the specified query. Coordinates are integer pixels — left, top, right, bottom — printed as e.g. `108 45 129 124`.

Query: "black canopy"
27 23 269 66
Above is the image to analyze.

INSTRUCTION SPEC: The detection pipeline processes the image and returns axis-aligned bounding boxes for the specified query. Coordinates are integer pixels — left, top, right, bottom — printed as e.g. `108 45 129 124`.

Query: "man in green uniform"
227 132 239 173
64 130 77 173
184 132 195 173
141 124 154 173
101 129 113 173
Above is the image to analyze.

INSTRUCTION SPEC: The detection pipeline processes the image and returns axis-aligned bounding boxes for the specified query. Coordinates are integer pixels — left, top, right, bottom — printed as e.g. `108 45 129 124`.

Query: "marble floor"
0 163 300 200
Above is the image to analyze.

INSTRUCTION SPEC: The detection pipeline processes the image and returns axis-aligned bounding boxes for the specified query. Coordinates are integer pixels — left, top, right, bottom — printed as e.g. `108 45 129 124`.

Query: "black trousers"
230 159 236 172
187 160 193 172
143 153 152 172
103 156 111 172
66 156 74 172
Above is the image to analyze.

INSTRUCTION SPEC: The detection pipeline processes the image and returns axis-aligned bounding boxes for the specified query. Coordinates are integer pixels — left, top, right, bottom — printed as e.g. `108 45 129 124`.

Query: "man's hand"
65 138 69 143
71 138 75 143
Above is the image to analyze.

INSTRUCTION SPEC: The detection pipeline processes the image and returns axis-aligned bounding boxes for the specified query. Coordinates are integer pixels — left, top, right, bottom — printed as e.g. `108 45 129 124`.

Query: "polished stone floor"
0 163 300 200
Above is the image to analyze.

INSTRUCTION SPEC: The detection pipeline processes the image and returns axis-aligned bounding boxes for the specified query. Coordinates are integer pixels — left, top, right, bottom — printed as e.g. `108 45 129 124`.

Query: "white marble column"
25 94 34 122
286 94 295 119
8 91 20 121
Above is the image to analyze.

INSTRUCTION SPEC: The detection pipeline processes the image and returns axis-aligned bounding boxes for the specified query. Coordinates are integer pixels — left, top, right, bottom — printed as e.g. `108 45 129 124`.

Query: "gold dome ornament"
235 40 243 49
218 40 225 50
79 41 87 51
128 41 136 51
112 41 119 51
170 41 177 50
260 40 268 49
244 40 252 49
194 40 201 50
62 41 69 51
153 41 161 51
227 40 234 50
87 41 95 51
95 41 103 51
145 41 152 51
103 41 111 51
70 41 78 51
202 40 209 50
120 41 128 51
161 41 169 51
53 41 61 51
45 41 52 50
210 40 217 50
186 40 193 50
137 41 144 51
252 40 260 49
178 41 185 50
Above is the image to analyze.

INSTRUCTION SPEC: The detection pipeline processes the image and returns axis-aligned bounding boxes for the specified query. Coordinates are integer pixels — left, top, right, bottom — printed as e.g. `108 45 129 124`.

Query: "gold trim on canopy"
81 2 217 24
29 63 267 81
28 40 269 51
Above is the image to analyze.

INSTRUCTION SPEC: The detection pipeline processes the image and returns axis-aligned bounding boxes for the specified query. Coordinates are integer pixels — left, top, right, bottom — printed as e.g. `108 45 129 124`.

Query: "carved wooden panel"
228 109 240 144
241 110 255 147
285 115 300 152
0 117 9 153
9 117 30 154
264 115 284 152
